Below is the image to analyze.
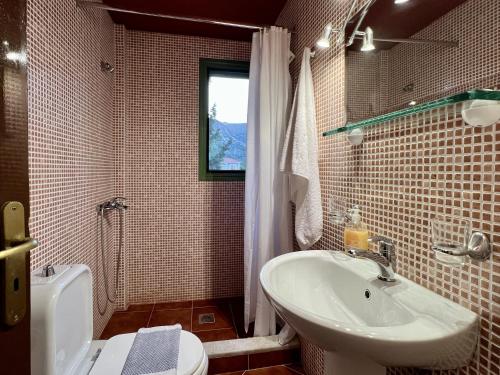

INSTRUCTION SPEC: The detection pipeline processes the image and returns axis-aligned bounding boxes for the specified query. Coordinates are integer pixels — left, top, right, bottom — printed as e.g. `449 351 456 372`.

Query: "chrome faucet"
97 197 128 212
347 236 396 282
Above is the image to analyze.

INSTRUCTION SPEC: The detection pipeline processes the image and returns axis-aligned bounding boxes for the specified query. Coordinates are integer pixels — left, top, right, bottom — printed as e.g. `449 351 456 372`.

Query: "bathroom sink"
260 250 478 374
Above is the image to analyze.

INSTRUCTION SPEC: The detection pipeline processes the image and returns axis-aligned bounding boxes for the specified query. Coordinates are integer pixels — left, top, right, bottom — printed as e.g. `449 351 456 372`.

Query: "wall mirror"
344 0 497 124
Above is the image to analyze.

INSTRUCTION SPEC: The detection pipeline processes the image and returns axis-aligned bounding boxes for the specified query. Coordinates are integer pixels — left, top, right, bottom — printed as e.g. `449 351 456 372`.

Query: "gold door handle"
1 202 38 326
0 238 38 261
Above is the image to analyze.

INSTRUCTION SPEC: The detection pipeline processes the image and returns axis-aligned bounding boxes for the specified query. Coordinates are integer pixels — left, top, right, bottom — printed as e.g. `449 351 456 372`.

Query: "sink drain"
364 289 371 299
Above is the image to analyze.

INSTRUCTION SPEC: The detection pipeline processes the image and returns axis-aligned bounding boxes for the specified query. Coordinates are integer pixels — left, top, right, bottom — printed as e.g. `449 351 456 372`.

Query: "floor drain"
364 289 371 299
198 313 215 324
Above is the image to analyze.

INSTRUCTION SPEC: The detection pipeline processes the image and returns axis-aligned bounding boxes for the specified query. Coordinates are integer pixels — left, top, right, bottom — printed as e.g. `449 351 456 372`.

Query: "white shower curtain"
244 27 293 336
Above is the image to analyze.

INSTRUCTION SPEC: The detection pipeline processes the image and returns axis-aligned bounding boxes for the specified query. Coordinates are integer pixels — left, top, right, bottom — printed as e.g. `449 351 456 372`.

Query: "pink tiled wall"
346 50 389 121
117 30 251 305
27 1 251 335
27 0 118 337
277 0 499 374
113 24 127 311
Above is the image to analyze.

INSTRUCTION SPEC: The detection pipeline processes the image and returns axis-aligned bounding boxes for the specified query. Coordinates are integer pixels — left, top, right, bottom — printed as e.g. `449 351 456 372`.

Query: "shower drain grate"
198 313 215 324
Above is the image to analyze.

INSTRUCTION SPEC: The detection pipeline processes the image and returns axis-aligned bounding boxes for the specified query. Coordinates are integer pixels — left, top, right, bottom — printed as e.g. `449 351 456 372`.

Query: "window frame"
199 58 250 181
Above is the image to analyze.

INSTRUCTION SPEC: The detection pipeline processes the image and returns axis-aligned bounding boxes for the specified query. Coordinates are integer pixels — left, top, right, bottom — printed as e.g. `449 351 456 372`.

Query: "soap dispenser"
344 205 369 250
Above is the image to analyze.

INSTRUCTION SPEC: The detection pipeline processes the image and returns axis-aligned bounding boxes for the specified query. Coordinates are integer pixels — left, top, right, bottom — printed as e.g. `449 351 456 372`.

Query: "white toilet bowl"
31 264 208 375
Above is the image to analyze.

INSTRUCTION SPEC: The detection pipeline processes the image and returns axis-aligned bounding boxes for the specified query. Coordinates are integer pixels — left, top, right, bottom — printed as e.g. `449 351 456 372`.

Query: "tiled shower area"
100 297 249 342
27 0 251 336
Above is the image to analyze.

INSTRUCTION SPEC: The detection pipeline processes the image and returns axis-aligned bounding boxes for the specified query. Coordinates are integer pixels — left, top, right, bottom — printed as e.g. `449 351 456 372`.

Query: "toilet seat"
90 330 208 375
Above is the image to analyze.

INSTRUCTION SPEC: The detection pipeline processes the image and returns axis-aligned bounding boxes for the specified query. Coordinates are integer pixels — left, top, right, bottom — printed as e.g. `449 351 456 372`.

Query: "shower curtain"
244 27 293 336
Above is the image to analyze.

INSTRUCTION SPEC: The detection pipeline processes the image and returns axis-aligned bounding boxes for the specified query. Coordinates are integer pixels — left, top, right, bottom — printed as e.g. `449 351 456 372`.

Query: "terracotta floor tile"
100 311 150 339
249 349 300 369
193 297 236 308
154 300 193 310
192 305 233 332
215 372 245 375
194 328 238 342
148 308 192 331
208 355 248 375
245 365 301 374
284 363 305 374
121 303 154 313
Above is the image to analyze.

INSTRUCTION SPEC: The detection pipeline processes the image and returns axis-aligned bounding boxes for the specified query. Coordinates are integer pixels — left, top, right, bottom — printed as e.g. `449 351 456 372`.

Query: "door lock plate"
1 202 28 326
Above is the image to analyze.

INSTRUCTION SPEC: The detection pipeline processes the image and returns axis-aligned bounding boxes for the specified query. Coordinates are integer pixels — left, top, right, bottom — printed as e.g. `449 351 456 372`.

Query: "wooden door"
0 0 31 373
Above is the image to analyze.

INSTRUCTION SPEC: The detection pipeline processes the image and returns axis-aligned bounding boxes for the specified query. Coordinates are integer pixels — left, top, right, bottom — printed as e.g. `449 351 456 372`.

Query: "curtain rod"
76 0 267 31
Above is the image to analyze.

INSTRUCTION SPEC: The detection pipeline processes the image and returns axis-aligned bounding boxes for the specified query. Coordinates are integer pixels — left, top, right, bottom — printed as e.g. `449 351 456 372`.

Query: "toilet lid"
89 330 205 375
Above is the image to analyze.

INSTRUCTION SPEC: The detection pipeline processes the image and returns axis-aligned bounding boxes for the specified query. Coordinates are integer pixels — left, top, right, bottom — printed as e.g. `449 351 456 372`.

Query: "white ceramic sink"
260 250 478 374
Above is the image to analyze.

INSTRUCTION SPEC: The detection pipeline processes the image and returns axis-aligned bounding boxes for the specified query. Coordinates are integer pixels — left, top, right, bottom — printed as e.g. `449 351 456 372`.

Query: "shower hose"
96 207 124 316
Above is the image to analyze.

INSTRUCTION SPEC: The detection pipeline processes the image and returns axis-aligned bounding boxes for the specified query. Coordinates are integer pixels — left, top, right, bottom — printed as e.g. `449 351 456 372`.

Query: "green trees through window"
199 59 249 181
208 103 234 171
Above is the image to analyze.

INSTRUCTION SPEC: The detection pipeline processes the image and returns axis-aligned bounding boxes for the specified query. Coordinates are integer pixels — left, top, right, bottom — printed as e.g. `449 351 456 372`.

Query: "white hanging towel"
280 47 323 250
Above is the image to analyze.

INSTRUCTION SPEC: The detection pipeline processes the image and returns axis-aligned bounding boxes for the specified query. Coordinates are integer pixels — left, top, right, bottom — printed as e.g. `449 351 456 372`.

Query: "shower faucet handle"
112 197 128 210
96 197 128 212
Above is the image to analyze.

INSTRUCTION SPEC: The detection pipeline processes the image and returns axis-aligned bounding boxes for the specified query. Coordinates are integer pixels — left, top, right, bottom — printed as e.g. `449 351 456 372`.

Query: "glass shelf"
322 89 500 137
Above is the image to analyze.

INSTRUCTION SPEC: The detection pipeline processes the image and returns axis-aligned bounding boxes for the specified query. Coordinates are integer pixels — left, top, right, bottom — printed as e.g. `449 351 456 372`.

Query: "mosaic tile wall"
277 0 499 374
113 24 127 311
27 0 118 337
119 31 251 304
346 50 388 122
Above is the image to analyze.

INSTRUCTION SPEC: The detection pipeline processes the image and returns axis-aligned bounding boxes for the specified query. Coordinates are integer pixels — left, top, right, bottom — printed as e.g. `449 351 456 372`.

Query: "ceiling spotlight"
395 0 410 4
360 27 375 52
316 23 333 49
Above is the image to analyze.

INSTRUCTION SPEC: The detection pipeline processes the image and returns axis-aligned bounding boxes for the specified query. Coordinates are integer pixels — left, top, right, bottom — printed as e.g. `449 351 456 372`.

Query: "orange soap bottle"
344 205 369 250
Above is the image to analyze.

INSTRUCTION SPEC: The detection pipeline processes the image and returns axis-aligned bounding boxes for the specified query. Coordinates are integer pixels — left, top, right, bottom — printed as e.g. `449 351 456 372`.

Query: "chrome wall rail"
76 0 266 31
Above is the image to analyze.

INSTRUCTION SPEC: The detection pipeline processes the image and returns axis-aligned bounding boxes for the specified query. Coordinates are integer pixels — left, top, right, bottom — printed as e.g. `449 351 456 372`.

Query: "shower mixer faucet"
97 197 128 212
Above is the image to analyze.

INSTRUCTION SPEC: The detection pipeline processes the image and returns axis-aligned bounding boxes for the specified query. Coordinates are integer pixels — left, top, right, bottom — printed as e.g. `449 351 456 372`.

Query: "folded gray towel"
121 324 181 375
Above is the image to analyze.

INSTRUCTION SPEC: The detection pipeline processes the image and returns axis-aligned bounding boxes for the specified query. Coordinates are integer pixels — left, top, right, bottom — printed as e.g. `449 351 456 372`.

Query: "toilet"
31 264 208 375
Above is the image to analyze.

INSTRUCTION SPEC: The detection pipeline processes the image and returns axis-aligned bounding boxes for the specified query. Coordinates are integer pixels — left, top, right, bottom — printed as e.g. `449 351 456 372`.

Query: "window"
199 59 250 181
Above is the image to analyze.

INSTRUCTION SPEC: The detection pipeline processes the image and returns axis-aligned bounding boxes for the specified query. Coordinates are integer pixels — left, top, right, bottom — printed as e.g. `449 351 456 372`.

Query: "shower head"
100 60 115 73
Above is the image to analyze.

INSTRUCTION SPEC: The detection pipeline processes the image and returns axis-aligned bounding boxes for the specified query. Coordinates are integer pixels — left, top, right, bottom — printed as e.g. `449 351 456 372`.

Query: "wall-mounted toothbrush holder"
431 218 491 265
432 231 491 260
